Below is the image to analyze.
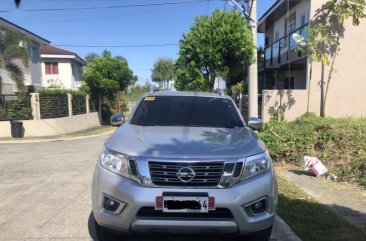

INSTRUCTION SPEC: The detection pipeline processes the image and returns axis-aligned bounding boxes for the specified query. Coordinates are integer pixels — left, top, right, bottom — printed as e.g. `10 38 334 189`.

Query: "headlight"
240 151 272 181
100 148 130 178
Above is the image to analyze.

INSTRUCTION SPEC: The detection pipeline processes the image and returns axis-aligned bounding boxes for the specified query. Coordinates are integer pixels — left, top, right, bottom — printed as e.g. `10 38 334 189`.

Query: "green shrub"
259 113 366 186
38 88 86 96
6 99 33 120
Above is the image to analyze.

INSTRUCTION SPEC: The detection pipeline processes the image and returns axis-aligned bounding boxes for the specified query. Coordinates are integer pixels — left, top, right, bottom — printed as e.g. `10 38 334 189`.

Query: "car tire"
94 218 123 241
246 225 273 241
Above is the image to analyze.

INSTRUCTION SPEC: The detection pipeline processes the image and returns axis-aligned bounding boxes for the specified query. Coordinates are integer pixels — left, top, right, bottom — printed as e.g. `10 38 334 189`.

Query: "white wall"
41 58 84 89
41 59 73 89
0 112 100 138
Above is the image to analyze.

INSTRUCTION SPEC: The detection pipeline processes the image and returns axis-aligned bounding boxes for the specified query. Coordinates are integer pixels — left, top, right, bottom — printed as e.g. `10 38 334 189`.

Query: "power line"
22 3 199 23
25 0 215 12
54 43 178 48
36 31 181 36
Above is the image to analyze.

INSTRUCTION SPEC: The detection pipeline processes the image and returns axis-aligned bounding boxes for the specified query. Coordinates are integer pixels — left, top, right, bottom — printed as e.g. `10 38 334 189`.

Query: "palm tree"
0 29 30 98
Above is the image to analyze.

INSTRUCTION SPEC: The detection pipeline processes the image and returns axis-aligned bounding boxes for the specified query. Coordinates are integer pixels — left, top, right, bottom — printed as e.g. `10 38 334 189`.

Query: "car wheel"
246 225 273 241
94 218 123 241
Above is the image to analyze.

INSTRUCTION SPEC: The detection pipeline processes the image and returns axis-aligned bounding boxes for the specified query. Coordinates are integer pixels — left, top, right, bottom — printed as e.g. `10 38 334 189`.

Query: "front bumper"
92 164 278 235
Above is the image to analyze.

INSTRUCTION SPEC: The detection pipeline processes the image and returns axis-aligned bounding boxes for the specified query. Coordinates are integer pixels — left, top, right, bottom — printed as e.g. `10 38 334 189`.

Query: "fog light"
245 198 267 216
103 196 125 214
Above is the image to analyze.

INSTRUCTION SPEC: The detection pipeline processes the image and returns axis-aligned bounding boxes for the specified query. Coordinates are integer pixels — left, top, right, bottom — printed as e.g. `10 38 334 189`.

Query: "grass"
277 176 366 241
259 113 366 186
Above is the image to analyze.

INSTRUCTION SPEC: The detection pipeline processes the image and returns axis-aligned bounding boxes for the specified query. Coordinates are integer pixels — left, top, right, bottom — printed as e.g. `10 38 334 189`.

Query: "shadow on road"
88 212 98 240
87 211 265 241
288 169 313 177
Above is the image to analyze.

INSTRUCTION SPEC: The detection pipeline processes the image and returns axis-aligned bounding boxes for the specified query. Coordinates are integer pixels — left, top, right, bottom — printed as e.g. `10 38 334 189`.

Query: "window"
284 77 295 89
283 17 288 47
31 47 39 63
131 96 244 128
301 12 306 26
288 12 296 34
288 12 297 49
45 62 59 74
275 31 280 41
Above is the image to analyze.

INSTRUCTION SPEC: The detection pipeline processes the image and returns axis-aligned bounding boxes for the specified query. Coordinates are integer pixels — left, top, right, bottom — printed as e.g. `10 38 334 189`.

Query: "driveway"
0 134 299 241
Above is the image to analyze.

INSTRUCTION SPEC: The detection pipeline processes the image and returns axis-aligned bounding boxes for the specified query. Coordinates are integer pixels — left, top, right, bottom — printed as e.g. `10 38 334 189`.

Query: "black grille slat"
233 162 243 178
149 161 224 187
137 207 233 219
129 160 138 176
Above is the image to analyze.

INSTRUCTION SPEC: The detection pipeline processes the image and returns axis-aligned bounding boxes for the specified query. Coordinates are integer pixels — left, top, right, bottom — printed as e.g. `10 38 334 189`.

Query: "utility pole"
228 0 258 118
247 0 258 118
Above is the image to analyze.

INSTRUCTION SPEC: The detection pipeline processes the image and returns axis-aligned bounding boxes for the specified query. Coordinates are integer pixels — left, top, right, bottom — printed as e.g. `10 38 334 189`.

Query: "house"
0 17 50 94
40 45 86 89
258 0 366 121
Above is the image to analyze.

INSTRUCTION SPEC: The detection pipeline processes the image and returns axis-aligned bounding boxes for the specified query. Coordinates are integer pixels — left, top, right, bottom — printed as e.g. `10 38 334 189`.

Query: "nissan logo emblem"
177 167 196 183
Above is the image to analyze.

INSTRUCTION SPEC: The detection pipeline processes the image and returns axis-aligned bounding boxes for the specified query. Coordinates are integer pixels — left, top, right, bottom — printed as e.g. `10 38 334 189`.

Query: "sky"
0 0 277 85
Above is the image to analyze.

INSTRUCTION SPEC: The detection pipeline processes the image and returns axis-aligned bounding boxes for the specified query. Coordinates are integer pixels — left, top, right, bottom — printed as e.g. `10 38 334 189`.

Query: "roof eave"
0 17 50 44
257 0 284 33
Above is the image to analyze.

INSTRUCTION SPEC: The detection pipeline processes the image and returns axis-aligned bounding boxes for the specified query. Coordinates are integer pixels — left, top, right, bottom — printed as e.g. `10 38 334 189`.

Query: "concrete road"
0 134 300 241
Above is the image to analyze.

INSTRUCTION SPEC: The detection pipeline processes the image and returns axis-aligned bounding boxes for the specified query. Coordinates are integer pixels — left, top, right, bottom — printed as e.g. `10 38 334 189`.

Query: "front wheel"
246 225 273 241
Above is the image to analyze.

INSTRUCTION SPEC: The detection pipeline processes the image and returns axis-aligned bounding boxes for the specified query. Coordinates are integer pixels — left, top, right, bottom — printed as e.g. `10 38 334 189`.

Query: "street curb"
271 215 302 241
0 129 115 144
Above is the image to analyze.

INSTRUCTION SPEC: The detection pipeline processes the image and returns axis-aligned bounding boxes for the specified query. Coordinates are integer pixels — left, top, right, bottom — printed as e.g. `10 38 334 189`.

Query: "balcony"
264 24 308 69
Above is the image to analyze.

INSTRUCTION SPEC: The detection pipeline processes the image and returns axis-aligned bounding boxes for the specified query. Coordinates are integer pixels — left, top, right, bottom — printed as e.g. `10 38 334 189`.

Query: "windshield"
130 95 244 128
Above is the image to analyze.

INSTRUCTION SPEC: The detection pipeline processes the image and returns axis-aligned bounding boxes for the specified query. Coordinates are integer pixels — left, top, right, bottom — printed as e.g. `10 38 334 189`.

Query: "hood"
105 124 266 159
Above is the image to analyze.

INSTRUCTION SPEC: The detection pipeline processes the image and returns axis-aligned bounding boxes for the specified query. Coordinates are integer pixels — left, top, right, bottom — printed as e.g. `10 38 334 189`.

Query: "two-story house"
0 17 50 95
258 0 366 121
40 45 86 90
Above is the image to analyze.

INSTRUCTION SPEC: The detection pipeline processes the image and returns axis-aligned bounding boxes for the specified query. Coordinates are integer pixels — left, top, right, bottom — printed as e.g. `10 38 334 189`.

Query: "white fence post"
67 94 73 117
86 95 90 114
30 93 41 120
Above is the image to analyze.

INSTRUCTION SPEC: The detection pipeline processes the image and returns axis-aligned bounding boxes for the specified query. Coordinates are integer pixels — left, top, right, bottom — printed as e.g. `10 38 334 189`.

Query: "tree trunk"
324 34 340 117
98 94 102 121
320 63 325 117
307 61 313 113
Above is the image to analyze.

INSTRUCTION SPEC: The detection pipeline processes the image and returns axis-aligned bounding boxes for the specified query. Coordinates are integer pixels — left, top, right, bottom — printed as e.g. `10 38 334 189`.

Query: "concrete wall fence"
262 89 309 122
0 93 101 138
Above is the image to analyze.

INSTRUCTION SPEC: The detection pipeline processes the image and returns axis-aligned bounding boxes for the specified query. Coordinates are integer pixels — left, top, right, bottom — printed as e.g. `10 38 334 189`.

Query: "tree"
0 29 30 98
82 50 136 114
151 57 175 90
297 0 366 116
176 10 254 92
85 52 99 62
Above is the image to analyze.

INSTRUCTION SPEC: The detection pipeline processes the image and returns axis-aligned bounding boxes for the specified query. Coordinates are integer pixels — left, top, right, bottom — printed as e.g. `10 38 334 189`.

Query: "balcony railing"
264 23 308 69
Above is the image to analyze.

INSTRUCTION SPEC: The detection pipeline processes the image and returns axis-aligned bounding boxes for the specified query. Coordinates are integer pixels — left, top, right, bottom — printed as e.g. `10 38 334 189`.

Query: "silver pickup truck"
92 91 278 241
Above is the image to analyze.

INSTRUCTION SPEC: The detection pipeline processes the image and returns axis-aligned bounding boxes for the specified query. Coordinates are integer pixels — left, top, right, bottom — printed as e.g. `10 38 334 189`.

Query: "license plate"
155 193 215 213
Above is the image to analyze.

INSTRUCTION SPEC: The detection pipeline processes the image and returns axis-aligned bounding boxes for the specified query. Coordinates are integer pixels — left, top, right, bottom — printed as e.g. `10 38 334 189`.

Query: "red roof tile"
40 45 76 55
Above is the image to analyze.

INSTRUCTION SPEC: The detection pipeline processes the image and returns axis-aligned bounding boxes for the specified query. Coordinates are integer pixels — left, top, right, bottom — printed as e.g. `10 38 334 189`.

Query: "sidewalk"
271 216 302 241
278 168 366 230
0 125 116 144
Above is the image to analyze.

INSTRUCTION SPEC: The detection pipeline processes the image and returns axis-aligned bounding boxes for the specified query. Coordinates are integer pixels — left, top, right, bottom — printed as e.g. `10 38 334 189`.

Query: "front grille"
129 160 138 176
149 161 224 187
136 207 233 219
233 162 243 178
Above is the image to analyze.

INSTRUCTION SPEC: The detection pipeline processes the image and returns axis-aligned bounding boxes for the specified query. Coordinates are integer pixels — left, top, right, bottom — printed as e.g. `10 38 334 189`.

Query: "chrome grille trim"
149 161 224 187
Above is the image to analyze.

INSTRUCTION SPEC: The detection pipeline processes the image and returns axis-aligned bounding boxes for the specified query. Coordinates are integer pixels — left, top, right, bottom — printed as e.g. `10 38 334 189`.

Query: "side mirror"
110 114 125 127
248 117 263 131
